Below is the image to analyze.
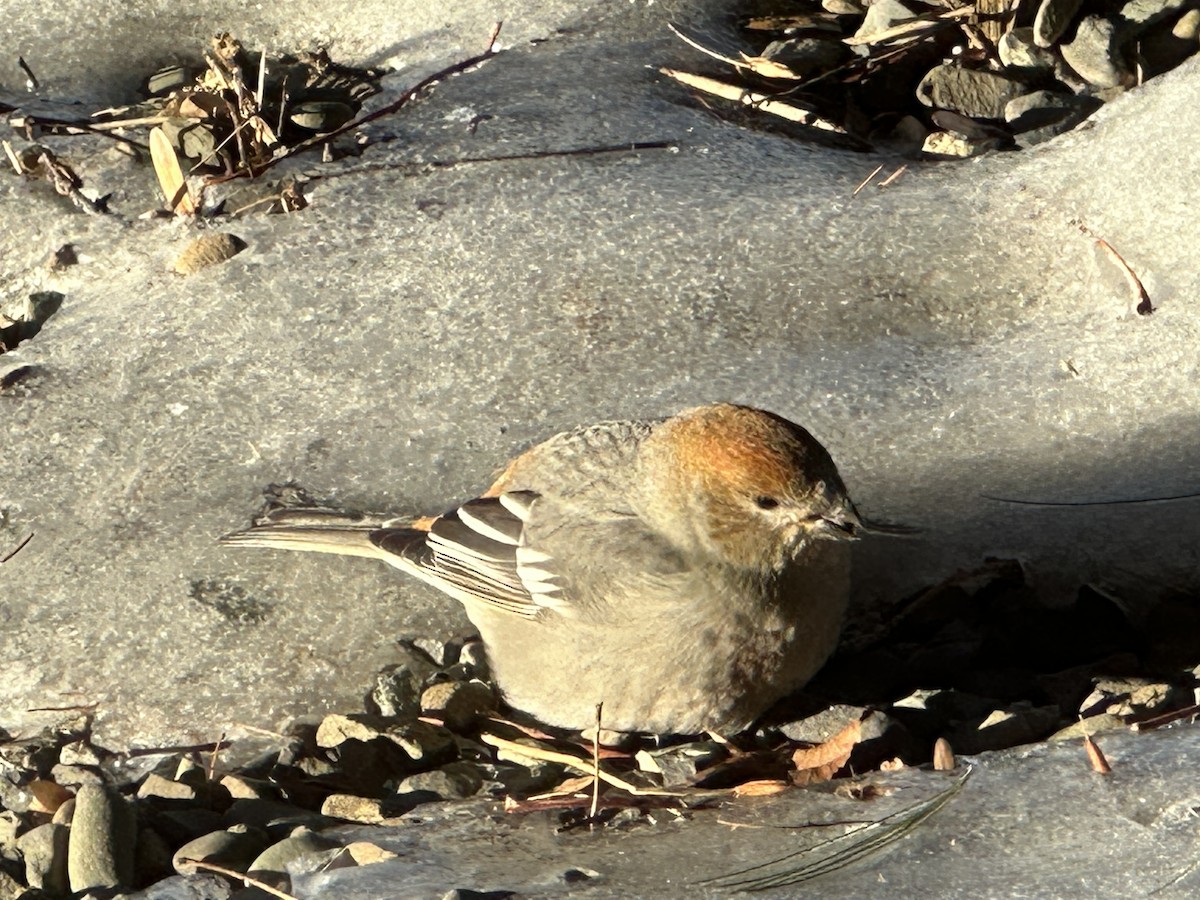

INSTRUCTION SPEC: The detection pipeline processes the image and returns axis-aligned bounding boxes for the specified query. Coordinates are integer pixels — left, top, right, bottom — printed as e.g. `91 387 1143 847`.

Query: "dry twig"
1 532 33 564
180 859 299 900
479 732 679 797
659 69 844 133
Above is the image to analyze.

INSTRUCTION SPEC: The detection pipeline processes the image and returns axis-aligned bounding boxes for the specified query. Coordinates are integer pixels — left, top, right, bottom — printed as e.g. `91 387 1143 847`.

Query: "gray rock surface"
2 0 1200 763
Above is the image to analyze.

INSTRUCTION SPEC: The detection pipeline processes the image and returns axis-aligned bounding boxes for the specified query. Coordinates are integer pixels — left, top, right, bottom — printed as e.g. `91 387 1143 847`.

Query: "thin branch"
180 860 299 900
1 532 33 564
660 68 844 133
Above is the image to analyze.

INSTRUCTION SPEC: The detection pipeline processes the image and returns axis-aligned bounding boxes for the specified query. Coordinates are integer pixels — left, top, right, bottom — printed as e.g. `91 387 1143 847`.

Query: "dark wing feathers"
371 490 565 619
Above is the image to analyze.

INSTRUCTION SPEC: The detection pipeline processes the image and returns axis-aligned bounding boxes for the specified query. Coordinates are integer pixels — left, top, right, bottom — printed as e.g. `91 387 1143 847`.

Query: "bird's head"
639 403 860 572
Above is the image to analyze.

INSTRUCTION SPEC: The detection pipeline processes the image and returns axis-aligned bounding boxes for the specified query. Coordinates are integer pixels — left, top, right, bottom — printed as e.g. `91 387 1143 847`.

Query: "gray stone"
52 796 75 825
1034 0 1086 46
1061 16 1133 88
420 680 496 731
1013 102 1103 146
0 868 22 900
408 636 452 667
16 823 69 894
383 721 458 766
67 783 137 892
314 713 390 747
320 794 387 824
1079 678 1182 718
1174 7 1200 38
1120 0 1193 28
1004 90 1103 132
823 0 865 14
998 27 1059 70
247 828 341 890
138 772 199 803
172 825 272 877
147 66 197 96
49 763 103 788
218 775 281 801
0 809 20 859
58 741 103 767
876 114 928 151
395 761 486 799
289 101 356 132
367 655 437 719
917 65 1027 118
121 873 235 898
922 131 1003 157
780 704 868 743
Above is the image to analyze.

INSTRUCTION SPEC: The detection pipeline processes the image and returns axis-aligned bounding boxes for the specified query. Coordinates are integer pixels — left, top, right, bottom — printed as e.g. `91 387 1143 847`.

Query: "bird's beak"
816 501 863 541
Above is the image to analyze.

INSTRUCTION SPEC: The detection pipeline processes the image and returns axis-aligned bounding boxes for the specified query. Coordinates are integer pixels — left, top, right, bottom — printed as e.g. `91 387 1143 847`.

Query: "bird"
221 403 866 736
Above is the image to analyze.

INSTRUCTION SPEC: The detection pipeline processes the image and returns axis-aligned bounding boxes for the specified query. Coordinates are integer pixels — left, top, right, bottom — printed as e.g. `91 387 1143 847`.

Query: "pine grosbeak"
222 403 863 735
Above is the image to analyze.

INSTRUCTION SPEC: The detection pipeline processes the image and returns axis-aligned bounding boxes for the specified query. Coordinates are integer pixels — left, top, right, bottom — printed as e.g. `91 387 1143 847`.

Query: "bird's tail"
219 507 426 560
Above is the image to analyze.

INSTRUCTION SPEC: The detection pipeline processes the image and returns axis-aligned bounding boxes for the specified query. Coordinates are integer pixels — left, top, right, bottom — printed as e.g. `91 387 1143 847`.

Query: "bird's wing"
373 491 572 620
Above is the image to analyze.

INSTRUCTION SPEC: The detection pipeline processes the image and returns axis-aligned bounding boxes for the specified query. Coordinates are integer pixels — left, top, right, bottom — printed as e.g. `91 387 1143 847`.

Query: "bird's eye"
754 496 780 510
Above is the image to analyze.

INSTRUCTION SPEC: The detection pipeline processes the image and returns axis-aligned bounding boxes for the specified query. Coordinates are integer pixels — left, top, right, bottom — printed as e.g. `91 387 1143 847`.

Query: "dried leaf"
1084 735 1112 774
736 53 804 80
529 774 596 800
1096 238 1153 315
791 717 862 785
28 779 73 814
933 737 956 771
732 779 790 798
170 233 246 275
149 126 195 215
659 68 845 133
